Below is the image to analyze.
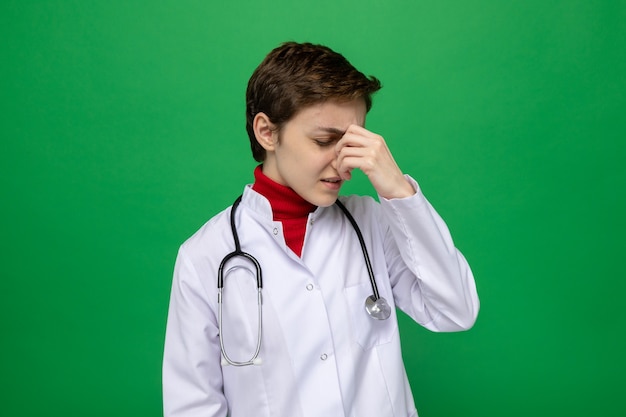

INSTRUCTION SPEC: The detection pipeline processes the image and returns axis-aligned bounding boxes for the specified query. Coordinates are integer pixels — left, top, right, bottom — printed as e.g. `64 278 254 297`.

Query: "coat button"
306 283 314 291
320 353 328 361
272 227 278 235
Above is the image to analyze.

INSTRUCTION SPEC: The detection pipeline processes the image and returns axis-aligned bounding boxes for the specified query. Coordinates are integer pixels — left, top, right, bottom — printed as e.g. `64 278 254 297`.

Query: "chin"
310 194 339 208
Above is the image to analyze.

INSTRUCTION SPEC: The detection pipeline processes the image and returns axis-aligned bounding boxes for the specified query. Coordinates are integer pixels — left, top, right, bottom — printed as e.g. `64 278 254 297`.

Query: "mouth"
321 177 343 190
321 178 342 183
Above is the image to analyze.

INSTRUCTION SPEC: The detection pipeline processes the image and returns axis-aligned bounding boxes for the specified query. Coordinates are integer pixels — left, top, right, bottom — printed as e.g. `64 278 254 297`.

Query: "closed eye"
314 139 337 147
311 126 345 147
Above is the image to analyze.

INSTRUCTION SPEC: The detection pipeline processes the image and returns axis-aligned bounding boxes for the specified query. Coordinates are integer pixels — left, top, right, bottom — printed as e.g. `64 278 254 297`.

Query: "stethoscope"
217 195 392 367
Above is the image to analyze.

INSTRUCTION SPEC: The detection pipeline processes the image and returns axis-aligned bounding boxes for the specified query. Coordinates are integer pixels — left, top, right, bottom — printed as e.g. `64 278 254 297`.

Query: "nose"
329 148 339 171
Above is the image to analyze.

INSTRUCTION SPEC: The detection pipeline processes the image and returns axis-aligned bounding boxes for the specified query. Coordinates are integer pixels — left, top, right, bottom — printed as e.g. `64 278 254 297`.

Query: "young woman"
163 42 479 417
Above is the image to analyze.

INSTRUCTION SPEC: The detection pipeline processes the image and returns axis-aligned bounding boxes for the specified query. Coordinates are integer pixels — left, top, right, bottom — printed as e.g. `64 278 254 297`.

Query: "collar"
251 165 317 220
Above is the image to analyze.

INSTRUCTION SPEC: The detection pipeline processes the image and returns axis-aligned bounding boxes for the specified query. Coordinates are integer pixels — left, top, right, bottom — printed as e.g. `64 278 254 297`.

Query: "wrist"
380 177 416 200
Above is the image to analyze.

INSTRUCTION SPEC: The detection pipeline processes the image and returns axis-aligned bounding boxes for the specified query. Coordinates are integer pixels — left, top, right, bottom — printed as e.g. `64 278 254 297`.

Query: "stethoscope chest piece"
365 295 392 320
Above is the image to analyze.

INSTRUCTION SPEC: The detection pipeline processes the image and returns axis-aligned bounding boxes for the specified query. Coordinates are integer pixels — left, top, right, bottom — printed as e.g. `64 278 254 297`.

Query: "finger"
335 131 373 157
337 124 376 144
335 134 364 155
345 124 374 136
336 147 374 179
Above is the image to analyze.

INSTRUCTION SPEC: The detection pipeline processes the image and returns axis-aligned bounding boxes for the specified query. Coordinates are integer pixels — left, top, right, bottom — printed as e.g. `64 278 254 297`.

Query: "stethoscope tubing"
217 195 264 366
217 195 263 289
217 195 389 366
334 199 383 302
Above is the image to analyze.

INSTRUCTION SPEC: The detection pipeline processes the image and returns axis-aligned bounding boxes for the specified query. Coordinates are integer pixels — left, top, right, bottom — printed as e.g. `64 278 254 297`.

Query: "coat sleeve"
163 247 228 417
380 176 479 331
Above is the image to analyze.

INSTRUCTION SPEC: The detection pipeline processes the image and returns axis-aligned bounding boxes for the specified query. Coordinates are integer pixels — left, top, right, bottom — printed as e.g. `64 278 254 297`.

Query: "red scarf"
252 166 316 257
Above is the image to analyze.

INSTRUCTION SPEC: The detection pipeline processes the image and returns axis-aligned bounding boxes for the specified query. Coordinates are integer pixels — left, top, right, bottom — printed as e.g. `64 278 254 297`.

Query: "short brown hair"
245 42 382 161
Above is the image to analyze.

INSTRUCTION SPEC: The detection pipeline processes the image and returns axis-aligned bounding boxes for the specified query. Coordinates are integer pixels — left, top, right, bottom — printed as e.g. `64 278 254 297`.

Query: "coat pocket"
344 281 398 350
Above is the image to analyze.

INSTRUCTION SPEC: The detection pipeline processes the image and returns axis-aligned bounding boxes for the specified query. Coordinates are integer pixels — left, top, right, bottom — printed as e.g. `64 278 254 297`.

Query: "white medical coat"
163 177 479 417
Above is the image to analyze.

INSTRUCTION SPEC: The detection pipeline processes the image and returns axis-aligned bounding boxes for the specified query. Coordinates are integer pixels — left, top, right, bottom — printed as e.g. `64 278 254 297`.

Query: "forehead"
290 99 367 129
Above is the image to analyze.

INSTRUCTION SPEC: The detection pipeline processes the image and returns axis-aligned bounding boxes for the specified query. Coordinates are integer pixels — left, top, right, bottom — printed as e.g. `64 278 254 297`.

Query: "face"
261 99 367 207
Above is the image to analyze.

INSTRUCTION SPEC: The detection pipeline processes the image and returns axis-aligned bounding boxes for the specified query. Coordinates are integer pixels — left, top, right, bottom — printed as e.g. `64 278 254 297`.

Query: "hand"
334 125 415 200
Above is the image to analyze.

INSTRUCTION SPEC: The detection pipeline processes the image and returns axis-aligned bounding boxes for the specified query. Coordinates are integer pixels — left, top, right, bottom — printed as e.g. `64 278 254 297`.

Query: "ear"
253 112 278 152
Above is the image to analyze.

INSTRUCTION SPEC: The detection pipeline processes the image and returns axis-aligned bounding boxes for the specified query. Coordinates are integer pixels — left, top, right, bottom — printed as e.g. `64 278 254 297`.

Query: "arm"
335 126 479 331
380 179 479 331
163 248 228 417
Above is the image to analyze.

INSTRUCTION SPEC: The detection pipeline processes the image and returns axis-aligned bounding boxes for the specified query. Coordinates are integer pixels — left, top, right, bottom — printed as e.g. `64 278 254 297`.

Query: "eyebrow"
313 126 346 136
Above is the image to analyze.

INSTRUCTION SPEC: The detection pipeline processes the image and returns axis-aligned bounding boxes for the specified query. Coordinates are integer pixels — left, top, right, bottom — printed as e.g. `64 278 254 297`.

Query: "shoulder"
336 194 381 219
178 205 233 261
333 195 386 235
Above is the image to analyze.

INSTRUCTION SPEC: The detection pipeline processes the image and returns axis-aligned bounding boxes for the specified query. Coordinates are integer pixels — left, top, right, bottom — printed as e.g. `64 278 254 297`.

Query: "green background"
2 1 625 416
